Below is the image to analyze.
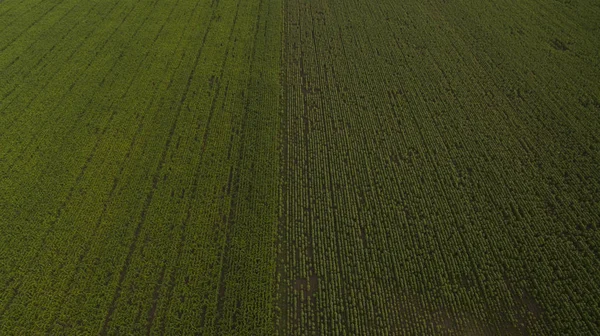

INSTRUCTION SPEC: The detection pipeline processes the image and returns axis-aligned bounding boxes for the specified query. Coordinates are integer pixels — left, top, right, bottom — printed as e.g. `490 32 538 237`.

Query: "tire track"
0 0 121 119
0 0 152 173
98 74 183 336
0 0 72 52
213 0 262 326
155 0 244 332
0 0 131 161
99 3 220 333
44 7 180 325
0 0 155 317
0 0 84 75
0 0 34 18
0 0 51 36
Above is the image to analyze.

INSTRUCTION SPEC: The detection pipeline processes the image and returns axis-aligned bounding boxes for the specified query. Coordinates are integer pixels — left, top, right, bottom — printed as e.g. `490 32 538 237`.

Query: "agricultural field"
0 0 599 334
277 0 600 334
0 0 281 333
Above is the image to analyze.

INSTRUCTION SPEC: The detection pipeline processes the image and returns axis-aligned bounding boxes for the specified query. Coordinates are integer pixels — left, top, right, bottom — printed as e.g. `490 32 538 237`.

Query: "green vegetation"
0 0 280 333
1 0 599 334
277 0 600 334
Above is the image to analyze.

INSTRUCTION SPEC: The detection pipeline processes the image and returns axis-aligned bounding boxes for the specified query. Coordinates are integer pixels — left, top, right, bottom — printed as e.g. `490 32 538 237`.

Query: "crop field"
0 0 599 334
0 0 281 333
278 0 600 334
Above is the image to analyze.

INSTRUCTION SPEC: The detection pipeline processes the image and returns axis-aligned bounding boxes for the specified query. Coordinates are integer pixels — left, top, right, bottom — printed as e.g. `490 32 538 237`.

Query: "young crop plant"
1 0 599 334
0 0 281 334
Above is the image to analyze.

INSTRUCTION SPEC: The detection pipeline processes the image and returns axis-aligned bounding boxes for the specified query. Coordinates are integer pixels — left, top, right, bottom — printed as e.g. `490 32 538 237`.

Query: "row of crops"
277 0 600 334
1 0 599 333
0 0 280 333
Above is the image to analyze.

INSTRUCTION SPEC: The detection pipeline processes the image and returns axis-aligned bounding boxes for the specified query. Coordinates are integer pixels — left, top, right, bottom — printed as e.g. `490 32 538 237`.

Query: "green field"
1 0 599 334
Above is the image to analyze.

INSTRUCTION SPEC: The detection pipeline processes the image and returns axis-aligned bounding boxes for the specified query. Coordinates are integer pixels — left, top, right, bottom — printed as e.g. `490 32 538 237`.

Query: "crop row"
277 0 600 334
0 0 281 334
